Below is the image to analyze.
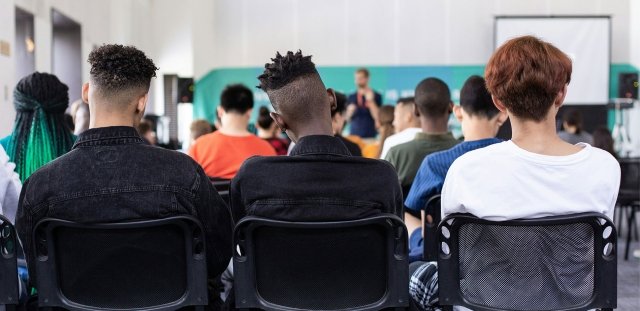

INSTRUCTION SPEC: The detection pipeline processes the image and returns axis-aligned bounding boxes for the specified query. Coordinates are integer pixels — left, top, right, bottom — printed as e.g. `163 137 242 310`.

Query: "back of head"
563 109 583 133
378 105 395 126
9 72 74 182
258 51 330 139
190 119 213 141
257 106 274 129
220 84 254 114
592 126 616 157
485 36 572 122
414 78 451 119
332 92 347 118
88 44 158 108
460 75 499 119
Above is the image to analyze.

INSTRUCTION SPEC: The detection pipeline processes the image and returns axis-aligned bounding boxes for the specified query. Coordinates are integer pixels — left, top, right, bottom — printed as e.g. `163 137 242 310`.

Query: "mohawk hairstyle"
257 50 318 91
88 44 158 96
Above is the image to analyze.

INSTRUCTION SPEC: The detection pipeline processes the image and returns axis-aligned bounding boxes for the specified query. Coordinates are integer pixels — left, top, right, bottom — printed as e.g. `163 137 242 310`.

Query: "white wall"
52 24 82 103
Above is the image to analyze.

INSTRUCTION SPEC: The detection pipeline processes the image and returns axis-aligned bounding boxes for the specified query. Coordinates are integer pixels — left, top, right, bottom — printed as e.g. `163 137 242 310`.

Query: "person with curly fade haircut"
17 44 233 305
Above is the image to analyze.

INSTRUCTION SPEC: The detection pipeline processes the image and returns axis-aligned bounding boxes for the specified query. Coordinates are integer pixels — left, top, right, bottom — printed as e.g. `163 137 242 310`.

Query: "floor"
616 212 639 310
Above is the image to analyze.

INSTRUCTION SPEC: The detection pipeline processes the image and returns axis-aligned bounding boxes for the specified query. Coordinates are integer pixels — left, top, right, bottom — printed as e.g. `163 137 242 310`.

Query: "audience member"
16 45 233 300
70 99 90 135
189 84 276 179
379 97 421 159
0 146 21 224
558 109 593 144
404 75 507 262
332 92 362 156
362 105 395 158
346 68 382 138
384 78 458 199
256 106 290 155
0 72 75 182
592 126 617 158
231 50 403 222
409 36 620 310
190 119 214 142
137 119 157 145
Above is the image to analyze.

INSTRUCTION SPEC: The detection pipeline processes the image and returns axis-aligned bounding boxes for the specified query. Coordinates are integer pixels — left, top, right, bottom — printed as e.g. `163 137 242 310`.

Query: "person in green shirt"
384 77 458 228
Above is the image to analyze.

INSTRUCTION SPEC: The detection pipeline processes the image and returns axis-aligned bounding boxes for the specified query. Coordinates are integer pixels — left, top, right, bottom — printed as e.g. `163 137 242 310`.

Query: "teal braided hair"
6 72 74 182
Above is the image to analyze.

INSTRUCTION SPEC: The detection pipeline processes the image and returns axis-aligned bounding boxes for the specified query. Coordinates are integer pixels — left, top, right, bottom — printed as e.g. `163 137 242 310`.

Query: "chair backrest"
33 216 208 311
423 194 441 261
210 178 231 193
234 215 409 311
0 215 19 307
438 213 617 311
618 157 640 203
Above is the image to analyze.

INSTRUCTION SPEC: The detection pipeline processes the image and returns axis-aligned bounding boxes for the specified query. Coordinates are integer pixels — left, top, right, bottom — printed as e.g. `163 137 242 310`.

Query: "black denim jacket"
230 135 403 223
16 126 233 284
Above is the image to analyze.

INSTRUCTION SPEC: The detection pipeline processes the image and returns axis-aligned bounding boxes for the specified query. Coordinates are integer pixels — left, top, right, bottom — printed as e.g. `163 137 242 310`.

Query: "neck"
421 116 449 135
293 121 334 142
565 126 578 134
510 114 581 155
462 119 498 141
89 112 136 129
257 128 274 139
219 114 251 136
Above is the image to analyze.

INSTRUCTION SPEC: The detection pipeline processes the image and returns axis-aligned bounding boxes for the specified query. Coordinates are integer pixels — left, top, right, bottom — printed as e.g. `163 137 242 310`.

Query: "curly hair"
88 44 158 100
257 50 318 91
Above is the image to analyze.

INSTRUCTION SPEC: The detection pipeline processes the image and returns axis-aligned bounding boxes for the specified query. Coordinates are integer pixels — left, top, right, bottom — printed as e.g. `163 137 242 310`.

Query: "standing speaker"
618 73 638 99
177 78 194 103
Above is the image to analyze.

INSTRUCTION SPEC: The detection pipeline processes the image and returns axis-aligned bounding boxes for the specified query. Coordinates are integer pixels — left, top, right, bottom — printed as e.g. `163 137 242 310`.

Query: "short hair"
137 119 153 135
257 106 274 129
220 84 254 114
190 119 213 140
485 36 572 122
397 97 415 106
258 51 318 92
332 92 347 117
88 44 158 105
414 77 451 118
460 75 499 118
356 68 370 78
562 108 584 133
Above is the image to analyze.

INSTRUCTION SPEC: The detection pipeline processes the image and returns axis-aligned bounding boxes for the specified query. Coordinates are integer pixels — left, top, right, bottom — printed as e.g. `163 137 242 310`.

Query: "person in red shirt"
189 84 276 179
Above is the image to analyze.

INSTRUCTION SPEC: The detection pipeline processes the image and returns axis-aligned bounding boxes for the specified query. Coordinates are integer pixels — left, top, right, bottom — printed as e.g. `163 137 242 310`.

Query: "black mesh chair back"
423 194 441 261
0 215 19 309
618 157 640 204
438 213 617 311
33 216 208 311
234 215 409 311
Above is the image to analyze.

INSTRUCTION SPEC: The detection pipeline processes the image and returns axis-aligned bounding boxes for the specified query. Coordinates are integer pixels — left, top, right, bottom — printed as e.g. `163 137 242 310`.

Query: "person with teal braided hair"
0 72 75 182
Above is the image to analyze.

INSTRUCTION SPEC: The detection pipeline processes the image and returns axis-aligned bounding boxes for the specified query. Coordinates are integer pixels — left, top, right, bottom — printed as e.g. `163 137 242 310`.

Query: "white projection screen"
495 17 610 105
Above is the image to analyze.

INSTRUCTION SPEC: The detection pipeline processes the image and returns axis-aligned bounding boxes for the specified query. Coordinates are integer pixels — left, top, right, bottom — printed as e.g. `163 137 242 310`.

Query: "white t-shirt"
442 141 620 221
0 146 21 224
379 127 422 159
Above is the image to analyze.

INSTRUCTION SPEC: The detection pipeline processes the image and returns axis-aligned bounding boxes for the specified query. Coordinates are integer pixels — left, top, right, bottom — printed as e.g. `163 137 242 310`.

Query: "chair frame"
33 216 209 311
438 212 617 311
0 215 19 311
422 194 441 261
233 215 409 311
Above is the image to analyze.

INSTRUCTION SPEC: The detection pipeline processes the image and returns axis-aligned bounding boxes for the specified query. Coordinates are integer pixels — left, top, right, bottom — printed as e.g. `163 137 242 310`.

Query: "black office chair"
233 215 409 311
0 215 19 311
422 194 441 261
617 157 639 260
438 213 617 311
33 216 209 311
210 178 231 193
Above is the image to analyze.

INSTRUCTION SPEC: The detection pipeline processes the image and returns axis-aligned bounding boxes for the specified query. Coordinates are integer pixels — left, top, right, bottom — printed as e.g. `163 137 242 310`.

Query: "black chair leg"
626 207 636 260
616 205 623 237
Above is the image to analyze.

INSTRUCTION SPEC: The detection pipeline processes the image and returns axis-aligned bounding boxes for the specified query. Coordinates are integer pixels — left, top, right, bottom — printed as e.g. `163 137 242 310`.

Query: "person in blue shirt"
405 75 508 262
346 68 382 138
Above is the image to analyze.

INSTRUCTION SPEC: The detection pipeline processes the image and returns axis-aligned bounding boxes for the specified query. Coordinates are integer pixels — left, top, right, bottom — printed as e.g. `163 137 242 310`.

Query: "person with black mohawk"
229 50 403 223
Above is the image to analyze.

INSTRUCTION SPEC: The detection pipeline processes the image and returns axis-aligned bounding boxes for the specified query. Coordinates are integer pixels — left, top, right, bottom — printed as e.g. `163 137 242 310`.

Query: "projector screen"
495 17 610 105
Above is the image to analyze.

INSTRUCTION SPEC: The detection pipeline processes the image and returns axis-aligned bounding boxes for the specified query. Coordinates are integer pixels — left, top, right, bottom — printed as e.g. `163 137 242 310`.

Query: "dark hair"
137 120 153 135
376 105 395 158
190 119 213 140
332 92 347 117
485 36 572 122
257 106 274 129
356 68 370 78
258 50 318 91
8 72 74 182
460 75 499 118
88 44 158 104
563 109 583 134
414 77 451 118
220 84 254 114
592 126 616 158
397 97 415 106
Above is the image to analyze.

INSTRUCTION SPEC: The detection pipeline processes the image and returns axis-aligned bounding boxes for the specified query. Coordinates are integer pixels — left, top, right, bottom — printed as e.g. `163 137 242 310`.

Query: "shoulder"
448 142 507 171
191 132 219 148
586 145 619 170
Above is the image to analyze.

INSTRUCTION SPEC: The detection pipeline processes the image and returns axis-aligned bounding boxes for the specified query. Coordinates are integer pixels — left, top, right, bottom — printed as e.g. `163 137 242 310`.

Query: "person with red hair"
408 36 620 311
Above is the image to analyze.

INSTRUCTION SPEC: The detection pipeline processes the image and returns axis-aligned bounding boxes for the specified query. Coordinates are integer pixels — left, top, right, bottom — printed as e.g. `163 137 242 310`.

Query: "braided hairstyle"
7 72 74 181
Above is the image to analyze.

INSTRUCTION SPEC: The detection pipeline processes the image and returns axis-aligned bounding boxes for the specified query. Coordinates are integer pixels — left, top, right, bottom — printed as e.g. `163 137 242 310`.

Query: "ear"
136 93 148 114
327 88 337 112
494 111 508 127
413 103 421 117
270 111 287 132
448 101 454 114
82 83 90 103
245 108 253 119
491 95 507 113
554 84 568 108
452 105 464 122
217 106 225 120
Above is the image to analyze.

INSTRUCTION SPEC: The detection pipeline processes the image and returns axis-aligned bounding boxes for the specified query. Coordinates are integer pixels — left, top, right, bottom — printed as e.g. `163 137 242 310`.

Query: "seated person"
189 84 276 179
379 97 421 159
384 78 458 229
16 45 233 304
256 106 290 155
404 75 507 262
558 109 593 145
362 105 395 158
0 145 21 224
409 36 620 310
231 50 403 222
332 92 362 156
